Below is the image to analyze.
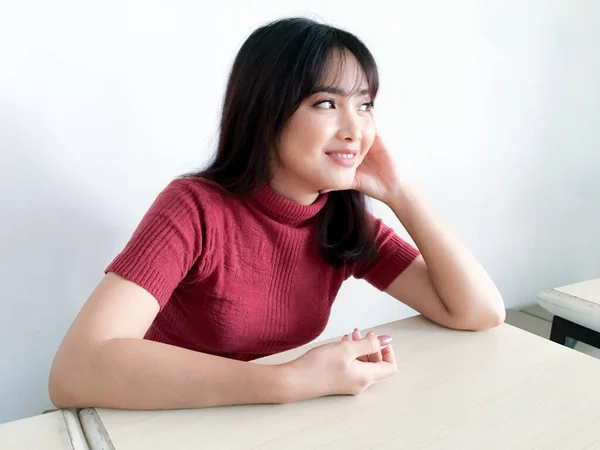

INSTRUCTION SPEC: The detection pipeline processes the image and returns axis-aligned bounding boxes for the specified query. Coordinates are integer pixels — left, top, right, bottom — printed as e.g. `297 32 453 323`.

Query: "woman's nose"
336 114 362 142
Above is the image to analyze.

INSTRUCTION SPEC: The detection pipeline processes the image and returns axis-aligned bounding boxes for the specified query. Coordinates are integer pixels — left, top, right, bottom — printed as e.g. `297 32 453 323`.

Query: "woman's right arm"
49 272 291 409
49 272 397 410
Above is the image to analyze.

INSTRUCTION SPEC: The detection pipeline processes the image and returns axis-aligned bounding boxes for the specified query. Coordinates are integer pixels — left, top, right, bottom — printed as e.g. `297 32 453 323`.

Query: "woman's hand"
280 332 397 402
352 135 404 204
341 328 391 363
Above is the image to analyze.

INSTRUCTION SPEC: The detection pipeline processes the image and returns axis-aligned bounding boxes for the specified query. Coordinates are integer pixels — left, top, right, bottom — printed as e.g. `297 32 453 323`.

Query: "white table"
80 316 600 449
538 278 600 349
0 409 88 450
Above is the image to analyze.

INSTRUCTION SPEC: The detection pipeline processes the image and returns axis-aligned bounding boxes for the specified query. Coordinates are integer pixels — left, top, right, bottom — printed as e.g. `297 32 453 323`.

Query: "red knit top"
105 177 420 361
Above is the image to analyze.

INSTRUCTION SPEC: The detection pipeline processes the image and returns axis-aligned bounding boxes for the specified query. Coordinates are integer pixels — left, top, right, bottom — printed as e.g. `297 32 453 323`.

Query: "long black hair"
190 17 379 267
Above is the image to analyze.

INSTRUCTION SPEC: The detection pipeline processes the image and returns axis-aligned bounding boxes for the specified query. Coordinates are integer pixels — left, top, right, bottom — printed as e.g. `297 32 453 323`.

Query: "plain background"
1 0 599 423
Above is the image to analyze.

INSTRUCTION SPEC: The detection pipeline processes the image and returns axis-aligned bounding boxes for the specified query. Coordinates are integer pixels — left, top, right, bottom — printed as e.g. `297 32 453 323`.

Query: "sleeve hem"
359 233 421 291
105 253 173 309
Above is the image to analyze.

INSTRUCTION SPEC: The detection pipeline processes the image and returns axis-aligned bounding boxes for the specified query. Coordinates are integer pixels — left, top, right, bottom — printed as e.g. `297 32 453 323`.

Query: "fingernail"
377 335 392 347
354 328 358 332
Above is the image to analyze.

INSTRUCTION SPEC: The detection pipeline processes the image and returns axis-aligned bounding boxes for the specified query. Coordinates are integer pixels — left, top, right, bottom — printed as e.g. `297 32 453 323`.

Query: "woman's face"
272 51 377 203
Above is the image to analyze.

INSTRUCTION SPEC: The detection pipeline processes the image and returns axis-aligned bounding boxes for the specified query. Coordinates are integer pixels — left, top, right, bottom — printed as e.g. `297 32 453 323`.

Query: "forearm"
389 182 505 323
50 338 290 410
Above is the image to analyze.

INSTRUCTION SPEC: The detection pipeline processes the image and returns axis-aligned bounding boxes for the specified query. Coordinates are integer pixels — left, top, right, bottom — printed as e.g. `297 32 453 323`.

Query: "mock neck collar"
247 182 329 226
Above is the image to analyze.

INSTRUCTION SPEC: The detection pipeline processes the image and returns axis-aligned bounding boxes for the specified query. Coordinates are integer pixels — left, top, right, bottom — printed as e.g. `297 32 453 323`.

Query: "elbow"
468 291 506 331
469 308 505 331
469 300 506 331
451 296 506 332
48 368 73 408
48 353 89 408
453 312 504 332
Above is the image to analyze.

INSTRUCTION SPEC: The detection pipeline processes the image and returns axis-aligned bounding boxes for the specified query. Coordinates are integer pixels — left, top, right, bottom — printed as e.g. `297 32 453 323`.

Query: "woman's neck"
268 170 320 206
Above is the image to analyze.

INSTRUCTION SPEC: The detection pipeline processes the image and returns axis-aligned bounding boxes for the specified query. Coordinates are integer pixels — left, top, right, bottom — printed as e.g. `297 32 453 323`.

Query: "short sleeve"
105 179 207 308
352 215 420 291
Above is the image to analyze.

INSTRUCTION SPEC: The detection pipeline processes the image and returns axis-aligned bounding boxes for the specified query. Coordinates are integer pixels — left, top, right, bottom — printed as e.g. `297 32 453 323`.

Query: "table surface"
555 278 600 305
83 316 600 450
0 410 74 450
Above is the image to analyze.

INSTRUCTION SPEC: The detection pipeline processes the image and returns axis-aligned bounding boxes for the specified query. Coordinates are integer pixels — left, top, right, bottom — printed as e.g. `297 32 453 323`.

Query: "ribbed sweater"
105 177 420 361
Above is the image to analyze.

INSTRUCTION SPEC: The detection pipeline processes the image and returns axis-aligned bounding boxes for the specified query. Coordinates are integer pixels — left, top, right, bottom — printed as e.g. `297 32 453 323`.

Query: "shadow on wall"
0 116 118 423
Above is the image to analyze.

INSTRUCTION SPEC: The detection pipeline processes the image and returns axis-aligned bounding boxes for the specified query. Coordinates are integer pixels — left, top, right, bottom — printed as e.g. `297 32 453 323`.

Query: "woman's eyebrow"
313 86 370 97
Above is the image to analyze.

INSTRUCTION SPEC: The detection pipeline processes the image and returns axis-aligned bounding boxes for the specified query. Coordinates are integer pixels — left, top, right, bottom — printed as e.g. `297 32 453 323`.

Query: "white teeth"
330 153 355 159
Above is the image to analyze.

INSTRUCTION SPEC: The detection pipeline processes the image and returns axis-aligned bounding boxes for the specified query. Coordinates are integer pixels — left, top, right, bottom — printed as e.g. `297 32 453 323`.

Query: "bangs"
313 47 378 99
289 25 379 108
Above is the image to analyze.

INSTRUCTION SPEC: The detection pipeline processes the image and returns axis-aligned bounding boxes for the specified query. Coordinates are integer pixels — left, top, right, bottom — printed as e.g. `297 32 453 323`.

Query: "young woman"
49 17 505 410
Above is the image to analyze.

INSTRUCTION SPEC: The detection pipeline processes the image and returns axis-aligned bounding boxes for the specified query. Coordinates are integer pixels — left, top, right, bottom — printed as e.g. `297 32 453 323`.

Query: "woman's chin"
316 175 355 193
319 183 354 194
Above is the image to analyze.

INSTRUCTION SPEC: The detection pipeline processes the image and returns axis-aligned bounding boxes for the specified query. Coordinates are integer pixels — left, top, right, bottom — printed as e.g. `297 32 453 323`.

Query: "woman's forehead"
318 50 369 95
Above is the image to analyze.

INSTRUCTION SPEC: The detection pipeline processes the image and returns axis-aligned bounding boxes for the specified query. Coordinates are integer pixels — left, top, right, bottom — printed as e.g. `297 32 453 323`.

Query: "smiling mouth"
327 153 355 159
325 151 358 167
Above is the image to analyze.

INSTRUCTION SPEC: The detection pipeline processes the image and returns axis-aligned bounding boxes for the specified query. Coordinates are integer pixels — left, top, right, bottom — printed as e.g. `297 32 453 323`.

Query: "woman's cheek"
363 127 377 150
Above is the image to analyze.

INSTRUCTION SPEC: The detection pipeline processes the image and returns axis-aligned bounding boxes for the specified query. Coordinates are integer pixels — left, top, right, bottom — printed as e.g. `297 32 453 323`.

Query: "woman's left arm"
383 181 505 331
352 136 505 331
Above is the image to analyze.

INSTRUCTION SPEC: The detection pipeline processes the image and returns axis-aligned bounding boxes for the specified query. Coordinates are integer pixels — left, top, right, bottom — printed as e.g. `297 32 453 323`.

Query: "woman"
49 17 505 410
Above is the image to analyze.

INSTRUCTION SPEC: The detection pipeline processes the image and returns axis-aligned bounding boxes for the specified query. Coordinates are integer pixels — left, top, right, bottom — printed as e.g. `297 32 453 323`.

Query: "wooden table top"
81 316 600 449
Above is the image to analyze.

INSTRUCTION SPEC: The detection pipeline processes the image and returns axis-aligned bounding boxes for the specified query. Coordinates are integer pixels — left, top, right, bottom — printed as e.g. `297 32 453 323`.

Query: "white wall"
1 0 599 423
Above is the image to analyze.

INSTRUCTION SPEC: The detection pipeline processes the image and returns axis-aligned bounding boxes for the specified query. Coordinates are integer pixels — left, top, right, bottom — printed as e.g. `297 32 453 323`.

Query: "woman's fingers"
348 337 397 382
352 328 369 362
345 328 392 364
366 331 383 362
381 342 396 366
349 329 385 362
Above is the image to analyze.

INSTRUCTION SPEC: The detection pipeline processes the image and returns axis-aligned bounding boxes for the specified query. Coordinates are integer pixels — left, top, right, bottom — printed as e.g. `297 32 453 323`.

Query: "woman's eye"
313 99 373 111
314 100 335 109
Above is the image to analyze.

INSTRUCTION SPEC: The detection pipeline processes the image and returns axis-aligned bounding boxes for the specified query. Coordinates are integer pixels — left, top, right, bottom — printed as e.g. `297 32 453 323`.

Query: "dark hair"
190 17 379 267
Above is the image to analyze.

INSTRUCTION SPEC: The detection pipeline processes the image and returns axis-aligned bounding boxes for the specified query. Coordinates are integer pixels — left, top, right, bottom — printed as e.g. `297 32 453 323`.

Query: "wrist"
276 360 321 404
385 179 416 212
249 362 303 404
255 363 293 404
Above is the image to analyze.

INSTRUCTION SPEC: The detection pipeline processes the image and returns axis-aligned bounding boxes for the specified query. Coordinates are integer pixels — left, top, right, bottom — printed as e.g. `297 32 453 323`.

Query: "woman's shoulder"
164 175 236 206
